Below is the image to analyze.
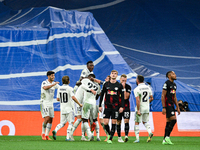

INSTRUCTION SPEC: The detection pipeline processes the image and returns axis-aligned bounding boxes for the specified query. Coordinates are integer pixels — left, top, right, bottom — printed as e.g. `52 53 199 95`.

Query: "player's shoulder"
81 78 90 83
80 69 87 76
126 83 131 89
116 81 122 86
41 80 48 86
165 80 171 85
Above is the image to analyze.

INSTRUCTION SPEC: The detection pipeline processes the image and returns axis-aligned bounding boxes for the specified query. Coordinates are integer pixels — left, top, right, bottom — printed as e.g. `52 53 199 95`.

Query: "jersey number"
142 91 148 102
88 82 98 91
59 92 68 103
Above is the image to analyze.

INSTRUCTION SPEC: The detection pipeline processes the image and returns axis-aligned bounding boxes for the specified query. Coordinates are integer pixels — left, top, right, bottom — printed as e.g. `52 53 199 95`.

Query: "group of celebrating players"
40 61 180 145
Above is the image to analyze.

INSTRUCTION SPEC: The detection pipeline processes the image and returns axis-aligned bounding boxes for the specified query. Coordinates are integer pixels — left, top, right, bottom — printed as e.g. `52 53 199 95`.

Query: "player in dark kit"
99 70 125 144
117 74 131 143
161 71 180 145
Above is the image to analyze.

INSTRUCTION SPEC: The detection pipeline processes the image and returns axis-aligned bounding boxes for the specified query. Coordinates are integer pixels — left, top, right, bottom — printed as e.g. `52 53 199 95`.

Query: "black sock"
125 123 129 136
117 124 121 137
168 120 177 136
109 124 116 140
104 124 110 135
164 122 170 139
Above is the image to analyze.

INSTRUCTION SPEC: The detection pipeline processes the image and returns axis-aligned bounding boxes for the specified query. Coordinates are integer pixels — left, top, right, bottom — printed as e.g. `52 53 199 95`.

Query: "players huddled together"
40 61 180 145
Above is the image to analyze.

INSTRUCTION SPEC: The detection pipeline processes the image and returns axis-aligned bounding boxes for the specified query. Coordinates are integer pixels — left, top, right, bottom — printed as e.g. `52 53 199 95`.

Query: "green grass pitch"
0 136 199 150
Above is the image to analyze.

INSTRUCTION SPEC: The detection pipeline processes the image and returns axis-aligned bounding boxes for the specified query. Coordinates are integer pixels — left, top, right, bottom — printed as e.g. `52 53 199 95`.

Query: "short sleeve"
149 88 153 96
55 83 60 89
41 81 46 88
134 88 140 98
126 85 131 93
69 87 75 97
163 82 167 90
80 70 87 78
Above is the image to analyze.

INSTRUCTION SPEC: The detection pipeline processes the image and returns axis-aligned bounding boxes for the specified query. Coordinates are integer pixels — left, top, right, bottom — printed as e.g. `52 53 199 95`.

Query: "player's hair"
111 70 118 75
120 74 127 78
166 71 173 78
107 75 111 80
137 75 144 83
46 71 55 76
87 61 93 65
88 73 96 78
62 76 69 84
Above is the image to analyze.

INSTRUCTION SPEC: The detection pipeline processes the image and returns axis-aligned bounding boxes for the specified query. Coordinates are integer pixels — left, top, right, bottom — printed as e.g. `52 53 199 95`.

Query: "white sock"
81 122 85 137
55 123 64 132
42 122 47 134
72 119 82 133
67 123 73 139
95 121 100 138
134 125 139 140
83 122 92 138
144 122 152 134
45 123 52 136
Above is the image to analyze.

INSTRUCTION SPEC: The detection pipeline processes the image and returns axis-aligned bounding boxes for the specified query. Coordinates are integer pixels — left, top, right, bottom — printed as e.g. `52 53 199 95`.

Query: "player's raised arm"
43 82 59 90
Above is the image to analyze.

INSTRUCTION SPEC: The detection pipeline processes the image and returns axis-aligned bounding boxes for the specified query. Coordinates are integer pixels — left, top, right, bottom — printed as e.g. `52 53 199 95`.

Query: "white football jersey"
40 79 60 107
80 78 101 105
57 84 74 114
134 83 152 113
79 68 93 79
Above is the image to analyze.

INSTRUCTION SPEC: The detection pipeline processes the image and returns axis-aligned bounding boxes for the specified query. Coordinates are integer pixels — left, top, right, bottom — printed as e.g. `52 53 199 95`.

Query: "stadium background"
0 0 200 136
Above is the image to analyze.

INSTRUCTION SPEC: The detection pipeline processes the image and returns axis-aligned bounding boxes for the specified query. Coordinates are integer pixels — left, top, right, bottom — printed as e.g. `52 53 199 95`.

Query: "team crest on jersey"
82 72 86 75
115 87 118 90
170 89 176 94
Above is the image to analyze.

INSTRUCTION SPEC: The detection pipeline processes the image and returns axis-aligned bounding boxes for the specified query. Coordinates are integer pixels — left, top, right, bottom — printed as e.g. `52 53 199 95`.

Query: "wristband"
163 107 166 109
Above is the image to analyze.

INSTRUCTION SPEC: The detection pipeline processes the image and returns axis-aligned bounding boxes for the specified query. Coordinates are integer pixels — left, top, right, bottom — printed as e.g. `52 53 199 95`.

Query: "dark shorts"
104 108 119 119
117 110 131 120
166 104 175 118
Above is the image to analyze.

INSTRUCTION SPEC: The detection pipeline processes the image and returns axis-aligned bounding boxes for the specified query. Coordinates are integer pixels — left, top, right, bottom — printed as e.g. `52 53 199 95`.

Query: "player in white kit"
52 76 82 141
133 75 154 143
80 74 101 141
72 61 94 141
40 71 59 140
